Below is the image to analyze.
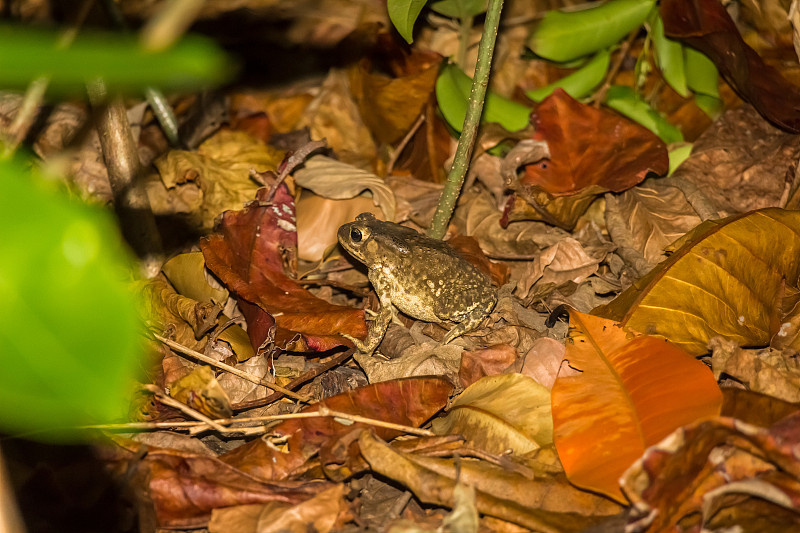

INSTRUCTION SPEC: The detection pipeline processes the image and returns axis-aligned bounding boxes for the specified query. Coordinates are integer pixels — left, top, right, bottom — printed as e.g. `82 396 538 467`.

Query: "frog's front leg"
343 303 393 354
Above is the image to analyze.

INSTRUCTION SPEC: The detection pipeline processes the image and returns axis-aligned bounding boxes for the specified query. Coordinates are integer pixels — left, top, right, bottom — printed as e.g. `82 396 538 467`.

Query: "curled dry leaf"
207 484 348 533
516 237 606 299
200 184 367 352
135 447 332 529
169 365 232 419
662 0 800 133
458 344 517 388
298 69 376 167
431 373 553 455
348 50 442 144
358 432 606 533
665 106 800 215
604 182 702 265
710 336 800 403
219 377 453 482
504 90 668 229
552 311 722 502
621 413 800 532
452 189 568 259
594 208 800 355
150 129 284 230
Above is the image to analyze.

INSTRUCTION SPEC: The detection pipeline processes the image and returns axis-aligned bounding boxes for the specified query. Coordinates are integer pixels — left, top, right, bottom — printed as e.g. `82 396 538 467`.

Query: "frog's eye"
350 228 363 243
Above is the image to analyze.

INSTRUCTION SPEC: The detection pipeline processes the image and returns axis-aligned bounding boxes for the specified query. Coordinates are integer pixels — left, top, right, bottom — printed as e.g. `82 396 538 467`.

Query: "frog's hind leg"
441 307 490 345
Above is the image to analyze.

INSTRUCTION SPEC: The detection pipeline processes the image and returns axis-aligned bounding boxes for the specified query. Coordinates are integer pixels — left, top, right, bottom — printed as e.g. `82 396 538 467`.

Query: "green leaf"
436 63 531 132
529 0 655 63
604 85 684 144
388 0 428 44
685 47 722 118
0 158 142 440
0 25 231 95
430 0 487 18
648 11 689 97
525 49 611 102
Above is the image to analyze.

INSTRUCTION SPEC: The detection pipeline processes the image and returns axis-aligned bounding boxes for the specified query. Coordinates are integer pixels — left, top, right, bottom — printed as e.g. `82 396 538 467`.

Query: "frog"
337 212 497 354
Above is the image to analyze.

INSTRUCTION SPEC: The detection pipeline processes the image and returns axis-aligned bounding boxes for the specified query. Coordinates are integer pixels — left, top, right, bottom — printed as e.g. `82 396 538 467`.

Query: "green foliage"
436 63 531 132
526 49 611 102
0 25 231 96
387 0 428 43
649 10 689 97
529 0 655 63
604 85 683 144
430 0 487 18
685 47 722 118
0 158 142 439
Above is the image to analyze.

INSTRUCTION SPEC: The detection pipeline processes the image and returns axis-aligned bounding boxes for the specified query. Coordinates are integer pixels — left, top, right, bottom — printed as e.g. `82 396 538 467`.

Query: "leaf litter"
9 1 800 532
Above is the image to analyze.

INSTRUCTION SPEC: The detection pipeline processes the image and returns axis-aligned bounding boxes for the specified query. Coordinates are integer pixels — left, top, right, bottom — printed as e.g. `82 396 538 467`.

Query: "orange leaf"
551 311 722 502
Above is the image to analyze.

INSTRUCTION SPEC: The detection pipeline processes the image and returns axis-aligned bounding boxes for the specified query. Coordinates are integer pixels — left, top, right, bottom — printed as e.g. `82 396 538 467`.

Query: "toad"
338 213 497 354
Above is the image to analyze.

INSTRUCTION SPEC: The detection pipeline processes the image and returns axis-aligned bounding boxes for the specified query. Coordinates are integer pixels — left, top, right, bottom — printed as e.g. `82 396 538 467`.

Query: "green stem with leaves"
427 0 504 239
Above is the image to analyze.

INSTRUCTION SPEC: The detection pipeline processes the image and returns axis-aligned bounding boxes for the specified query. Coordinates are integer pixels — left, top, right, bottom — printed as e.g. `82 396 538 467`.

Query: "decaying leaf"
621 413 800 532
604 182 702 265
150 129 284 230
359 432 609 532
594 208 800 355
200 184 367 352
207 484 349 533
169 365 232 419
710 336 800 403
432 373 553 454
504 90 668 229
219 377 453 481
552 311 722 502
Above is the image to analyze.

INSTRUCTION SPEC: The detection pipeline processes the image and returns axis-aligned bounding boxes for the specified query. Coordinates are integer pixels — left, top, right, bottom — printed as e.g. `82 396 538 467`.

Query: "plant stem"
427 0 504 240
456 15 474 69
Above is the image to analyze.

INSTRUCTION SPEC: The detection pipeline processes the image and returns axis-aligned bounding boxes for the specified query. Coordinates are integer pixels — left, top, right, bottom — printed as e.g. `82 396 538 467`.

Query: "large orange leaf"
594 208 800 355
551 311 722 502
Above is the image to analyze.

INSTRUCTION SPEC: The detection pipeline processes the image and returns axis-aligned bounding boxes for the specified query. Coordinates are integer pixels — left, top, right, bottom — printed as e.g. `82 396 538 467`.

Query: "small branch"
428 0 505 239
152 332 312 403
387 113 425 176
232 348 354 411
84 406 435 437
589 28 640 107
144 384 230 434
456 16 474 70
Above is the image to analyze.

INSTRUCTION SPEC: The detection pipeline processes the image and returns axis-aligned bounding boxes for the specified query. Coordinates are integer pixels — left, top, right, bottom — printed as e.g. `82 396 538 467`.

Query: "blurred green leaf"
529 0 655 63
436 63 531 132
604 85 684 144
0 25 232 95
526 49 610 102
430 0 487 18
388 0 428 44
0 158 142 440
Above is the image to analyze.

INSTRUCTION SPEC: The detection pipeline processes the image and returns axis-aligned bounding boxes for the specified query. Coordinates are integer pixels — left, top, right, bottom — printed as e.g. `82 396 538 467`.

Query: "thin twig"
590 27 640 107
152 333 311 403
84 406 435 437
232 348 354 411
144 384 230 434
387 113 425 176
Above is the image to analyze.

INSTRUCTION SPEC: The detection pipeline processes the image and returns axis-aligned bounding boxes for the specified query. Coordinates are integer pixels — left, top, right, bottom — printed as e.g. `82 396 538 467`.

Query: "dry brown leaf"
710 336 800 402
458 344 517 387
667 106 800 215
517 337 565 390
298 69 376 167
431 373 553 454
208 484 349 533
169 365 232 419
605 182 702 265
358 432 605 532
516 238 605 299
151 129 284 230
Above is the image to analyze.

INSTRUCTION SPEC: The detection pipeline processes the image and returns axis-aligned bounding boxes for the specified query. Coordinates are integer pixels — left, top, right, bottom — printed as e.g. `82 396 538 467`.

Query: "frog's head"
338 212 380 266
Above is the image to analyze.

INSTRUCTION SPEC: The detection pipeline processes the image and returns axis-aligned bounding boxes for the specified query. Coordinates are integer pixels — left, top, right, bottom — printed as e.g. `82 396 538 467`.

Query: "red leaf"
661 0 800 133
219 376 453 481
521 89 668 196
200 185 367 352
